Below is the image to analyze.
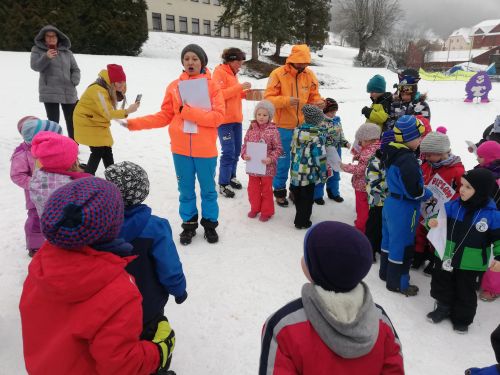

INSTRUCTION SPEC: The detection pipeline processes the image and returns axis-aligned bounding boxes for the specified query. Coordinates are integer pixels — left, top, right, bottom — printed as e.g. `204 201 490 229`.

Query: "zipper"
295 74 300 127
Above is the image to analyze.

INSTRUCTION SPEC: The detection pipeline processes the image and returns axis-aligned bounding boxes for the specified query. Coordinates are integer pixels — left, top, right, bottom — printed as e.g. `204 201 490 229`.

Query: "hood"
120 204 152 242
98 69 111 85
34 25 71 50
28 243 130 303
286 44 311 64
301 282 379 359
384 142 413 168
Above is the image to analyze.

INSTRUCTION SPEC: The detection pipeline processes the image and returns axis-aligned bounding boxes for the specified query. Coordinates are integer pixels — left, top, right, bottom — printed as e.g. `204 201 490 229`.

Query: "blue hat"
21 119 62 143
303 221 373 292
393 115 425 143
41 177 124 249
366 74 386 93
380 130 395 151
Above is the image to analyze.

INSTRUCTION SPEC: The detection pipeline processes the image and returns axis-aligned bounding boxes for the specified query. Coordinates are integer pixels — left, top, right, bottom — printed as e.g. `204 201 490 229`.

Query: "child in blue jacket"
379 115 432 297
105 161 187 339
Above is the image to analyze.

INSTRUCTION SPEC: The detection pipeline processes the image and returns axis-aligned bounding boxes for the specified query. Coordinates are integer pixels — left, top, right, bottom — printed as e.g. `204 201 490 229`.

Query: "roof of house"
471 19 500 35
449 27 471 40
425 48 491 63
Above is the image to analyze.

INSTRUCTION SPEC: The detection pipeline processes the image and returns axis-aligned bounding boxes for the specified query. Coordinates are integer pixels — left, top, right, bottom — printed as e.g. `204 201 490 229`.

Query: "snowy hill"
0 31 499 374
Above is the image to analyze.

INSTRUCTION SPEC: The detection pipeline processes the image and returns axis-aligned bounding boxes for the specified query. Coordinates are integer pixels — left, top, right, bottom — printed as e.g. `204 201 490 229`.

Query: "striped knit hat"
380 130 395 151
420 131 451 154
21 119 62 143
17 116 39 134
302 104 325 126
393 115 425 143
41 177 124 249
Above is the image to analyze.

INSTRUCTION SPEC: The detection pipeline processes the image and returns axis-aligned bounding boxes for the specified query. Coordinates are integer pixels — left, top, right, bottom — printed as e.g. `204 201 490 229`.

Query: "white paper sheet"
465 140 477 154
178 78 211 134
245 142 267 175
427 207 448 260
326 146 342 172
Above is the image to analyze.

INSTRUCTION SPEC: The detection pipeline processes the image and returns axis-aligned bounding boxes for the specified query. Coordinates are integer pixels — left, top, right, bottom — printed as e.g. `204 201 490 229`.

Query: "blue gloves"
465 365 500 375
175 291 188 304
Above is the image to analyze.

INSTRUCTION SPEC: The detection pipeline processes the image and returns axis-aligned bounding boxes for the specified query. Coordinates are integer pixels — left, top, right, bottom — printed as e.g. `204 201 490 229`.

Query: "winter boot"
314 198 325 205
411 252 425 269
219 184 235 198
453 323 469 334
327 188 344 202
230 177 242 190
387 284 419 297
201 218 219 244
274 188 289 207
180 216 198 245
423 257 435 276
426 302 451 324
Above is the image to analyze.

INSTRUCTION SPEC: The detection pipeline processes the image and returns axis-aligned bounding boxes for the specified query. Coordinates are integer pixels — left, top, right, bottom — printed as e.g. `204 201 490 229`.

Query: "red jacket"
128 69 225 158
421 156 464 199
20 243 160 375
212 63 246 124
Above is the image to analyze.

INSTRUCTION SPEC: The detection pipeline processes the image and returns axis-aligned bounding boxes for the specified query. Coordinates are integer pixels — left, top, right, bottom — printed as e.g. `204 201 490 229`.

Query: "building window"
213 0 220 5
214 21 221 36
179 17 188 33
202 0 210 3
152 13 162 31
192 18 200 34
191 0 199 2
234 25 240 39
204 20 211 35
223 25 231 38
166 15 175 32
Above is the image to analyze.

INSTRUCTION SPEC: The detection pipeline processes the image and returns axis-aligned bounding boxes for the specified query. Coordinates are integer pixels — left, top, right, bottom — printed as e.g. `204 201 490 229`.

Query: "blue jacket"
384 142 432 202
120 204 186 325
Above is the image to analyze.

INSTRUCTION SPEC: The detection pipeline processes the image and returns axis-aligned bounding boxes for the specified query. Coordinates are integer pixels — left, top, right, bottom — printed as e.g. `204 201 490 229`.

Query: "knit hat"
222 47 246 62
393 115 425 143
420 131 451 154
462 168 496 206
323 98 338 113
181 44 208 68
107 64 126 83
21 119 62 143
41 177 124 249
104 161 150 207
31 131 78 170
303 221 373 292
355 122 381 142
366 74 386 93
302 104 325 126
380 130 395 151
415 115 432 136
477 141 500 165
493 115 500 134
436 126 447 134
253 100 275 120
17 115 39 134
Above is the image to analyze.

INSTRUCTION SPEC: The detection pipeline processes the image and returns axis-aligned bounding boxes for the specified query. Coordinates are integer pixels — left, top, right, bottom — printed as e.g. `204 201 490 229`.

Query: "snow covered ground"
0 32 499 374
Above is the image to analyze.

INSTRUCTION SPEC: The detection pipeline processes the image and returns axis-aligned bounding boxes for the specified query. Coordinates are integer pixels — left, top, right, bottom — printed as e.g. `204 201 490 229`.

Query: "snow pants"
314 147 341 199
218 122 242 185
290 184 315 228
273 128 293 193
248 175 274 217
354 191 369 233
365 205 383 256
25 207 44 251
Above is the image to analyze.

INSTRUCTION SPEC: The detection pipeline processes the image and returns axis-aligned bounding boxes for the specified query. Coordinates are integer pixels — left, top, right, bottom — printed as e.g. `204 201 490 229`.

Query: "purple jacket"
10 142 36 210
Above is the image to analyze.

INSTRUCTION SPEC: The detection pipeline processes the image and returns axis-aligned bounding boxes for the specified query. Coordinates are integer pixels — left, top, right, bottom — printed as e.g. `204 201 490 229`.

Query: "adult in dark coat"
30 25 80 139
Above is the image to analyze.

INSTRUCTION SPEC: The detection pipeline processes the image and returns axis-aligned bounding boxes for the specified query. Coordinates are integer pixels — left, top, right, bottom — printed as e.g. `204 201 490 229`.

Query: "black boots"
180 216 198 245
274 188 289 207
426 302 451 324
201 218 219 244
326 188 344 202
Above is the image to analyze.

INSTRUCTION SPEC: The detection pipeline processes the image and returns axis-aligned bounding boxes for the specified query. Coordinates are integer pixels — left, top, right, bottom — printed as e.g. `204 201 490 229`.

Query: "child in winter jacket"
314 98 350 204
10 117 62 256
241 100 282 221
365 130 394 261
259 221 404 375
427 168 500 333
413 129 465 274
380 115 432 297
362 74 393 131
20 177 175 375
289 105 328 229
29 131 89 218
341 123 381 233
105 161 187 339
74 64 140 175
473 115 500 150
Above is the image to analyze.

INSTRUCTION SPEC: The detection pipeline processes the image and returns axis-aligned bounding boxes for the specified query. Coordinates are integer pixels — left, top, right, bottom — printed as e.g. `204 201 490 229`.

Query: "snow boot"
387 284 419 297
201 218 219 244
230 177 242 190
327 188 344 202
274 188 289 207
180 216 198 245
411 252 425 269
423 258 435 276
453 324 469 334
426 302 451 324
219 184 235 198
314 198 325 205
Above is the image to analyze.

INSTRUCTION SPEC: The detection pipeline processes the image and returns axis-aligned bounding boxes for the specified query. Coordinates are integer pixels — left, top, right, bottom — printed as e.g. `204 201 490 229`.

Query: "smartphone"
48 44 57 50
135 94 142 103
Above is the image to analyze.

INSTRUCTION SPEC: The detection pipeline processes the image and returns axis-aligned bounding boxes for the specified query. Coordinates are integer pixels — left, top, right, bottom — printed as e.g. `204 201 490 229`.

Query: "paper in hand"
465 140 477 154
427 207 447 260
245 142 267 175
178 78 211 134
326 146 342 172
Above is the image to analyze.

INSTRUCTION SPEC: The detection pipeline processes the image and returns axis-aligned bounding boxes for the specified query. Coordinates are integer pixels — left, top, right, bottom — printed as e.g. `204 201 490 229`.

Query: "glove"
175 291 188 304
152 317 175 372
361 106 372 118
465 365 500 375
422 187 433 202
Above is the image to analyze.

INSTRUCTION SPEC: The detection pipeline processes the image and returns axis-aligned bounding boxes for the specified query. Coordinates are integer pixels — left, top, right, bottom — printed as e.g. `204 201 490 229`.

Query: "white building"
145 0 250 40
444 28 471 51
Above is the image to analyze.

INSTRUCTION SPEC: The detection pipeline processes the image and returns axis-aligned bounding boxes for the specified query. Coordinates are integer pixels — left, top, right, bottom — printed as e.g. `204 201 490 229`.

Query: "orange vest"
127 69 225 158
212 63 245 124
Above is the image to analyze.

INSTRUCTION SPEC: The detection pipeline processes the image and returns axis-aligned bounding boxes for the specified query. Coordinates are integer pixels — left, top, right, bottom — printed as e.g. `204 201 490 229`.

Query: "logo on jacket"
476 218 488 232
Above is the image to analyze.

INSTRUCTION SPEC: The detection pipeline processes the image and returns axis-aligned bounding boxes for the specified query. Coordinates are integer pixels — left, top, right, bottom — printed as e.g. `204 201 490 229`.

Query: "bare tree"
332 0 402 61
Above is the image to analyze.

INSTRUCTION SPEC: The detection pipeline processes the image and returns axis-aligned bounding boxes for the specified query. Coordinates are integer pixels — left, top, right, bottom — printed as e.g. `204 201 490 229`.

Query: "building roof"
471 19 500 35
425 49 489 63
449 27 471 40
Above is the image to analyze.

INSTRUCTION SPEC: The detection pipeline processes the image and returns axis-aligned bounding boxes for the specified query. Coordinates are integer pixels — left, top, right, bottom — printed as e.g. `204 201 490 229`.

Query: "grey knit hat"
181 44 208 68
420 131 450 154
104 161 150 207
254 100 275 120
355 123 381 142
302 104 325 126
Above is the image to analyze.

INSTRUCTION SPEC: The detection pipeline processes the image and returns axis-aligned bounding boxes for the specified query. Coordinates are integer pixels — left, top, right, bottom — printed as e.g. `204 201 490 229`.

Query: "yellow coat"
73 70 127 147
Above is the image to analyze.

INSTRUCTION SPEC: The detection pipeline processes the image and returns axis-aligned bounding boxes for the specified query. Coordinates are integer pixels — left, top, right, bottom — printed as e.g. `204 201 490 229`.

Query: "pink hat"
477 141 500 165
17 116 39 134
31 131 79 170
107 64 126 83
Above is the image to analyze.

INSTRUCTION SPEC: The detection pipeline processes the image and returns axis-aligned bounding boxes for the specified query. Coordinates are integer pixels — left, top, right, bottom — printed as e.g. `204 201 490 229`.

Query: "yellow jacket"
264 45 322 129
73 70 127 147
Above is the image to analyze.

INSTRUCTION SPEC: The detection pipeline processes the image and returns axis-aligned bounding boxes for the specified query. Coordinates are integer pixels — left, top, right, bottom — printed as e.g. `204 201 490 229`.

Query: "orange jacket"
212 63 246 124
127 69 225 158
264 45 322 129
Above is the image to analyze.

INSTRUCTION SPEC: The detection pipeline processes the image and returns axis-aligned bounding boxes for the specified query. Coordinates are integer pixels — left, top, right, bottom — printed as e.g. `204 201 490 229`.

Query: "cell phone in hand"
48 44 57 50
135 94 142 103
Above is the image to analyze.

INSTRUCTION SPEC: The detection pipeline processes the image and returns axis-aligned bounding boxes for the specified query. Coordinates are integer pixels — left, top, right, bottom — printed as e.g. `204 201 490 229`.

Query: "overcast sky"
400 0 500 38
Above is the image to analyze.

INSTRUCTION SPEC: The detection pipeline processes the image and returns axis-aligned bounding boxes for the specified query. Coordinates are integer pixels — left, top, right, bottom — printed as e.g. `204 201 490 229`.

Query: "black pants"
430 257 482 326
44 102 77 139
492 324 500 363
290 184 315 227
85 146 114 175
365 206 382 255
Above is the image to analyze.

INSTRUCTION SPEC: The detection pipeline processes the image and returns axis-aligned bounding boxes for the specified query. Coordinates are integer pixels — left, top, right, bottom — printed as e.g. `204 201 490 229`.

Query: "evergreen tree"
291 0 330 49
